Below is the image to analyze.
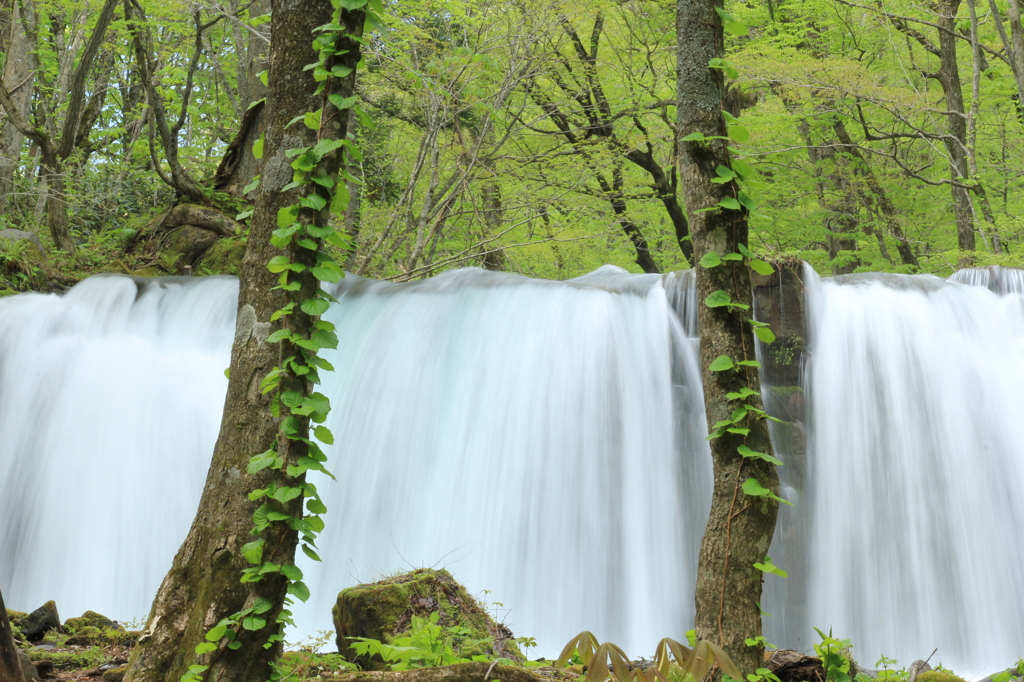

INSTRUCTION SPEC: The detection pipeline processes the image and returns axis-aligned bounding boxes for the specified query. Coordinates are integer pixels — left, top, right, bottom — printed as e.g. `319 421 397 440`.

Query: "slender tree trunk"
829 119 920 268
988 0 1024 113
677 0 780 674
0 588 25 682
794 118 860 274
935 0 976 254
0 0 36 211
122 4 363 682
40 153 75 253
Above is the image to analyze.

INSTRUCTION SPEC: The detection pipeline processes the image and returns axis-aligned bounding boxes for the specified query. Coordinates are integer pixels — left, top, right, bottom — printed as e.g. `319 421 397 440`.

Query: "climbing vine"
180 1 381 680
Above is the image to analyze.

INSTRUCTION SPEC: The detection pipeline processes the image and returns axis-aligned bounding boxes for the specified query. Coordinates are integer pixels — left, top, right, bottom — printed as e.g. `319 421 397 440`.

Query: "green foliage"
813 628 853 682
991 660 1024 682
349 611 502 670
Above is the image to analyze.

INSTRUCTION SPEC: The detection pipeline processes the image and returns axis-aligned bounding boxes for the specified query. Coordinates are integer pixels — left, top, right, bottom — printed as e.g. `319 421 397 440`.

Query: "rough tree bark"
0 588 25 682
676 0 781 674
122 3 363 682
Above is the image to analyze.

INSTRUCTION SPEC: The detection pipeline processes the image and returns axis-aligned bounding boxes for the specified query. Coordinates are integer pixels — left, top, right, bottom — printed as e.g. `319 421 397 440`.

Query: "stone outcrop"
334 569 522 670
20 602 60 643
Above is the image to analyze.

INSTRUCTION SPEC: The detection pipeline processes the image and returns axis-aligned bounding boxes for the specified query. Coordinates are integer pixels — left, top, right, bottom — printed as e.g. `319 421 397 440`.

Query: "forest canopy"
1 0 1022 284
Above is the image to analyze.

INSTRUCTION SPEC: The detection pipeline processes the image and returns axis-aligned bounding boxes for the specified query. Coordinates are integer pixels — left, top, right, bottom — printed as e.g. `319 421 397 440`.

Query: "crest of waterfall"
0 266 710 656
800 267 1024 671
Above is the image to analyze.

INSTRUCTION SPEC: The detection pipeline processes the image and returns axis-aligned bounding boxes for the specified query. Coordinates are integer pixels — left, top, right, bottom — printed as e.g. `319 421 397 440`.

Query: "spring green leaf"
271 486 303 503
742 478 770 497
329 94 358 110
738 444 783 465
750 258 775 276
242 616 267 631
241 540 265 565
754 556 789 578
288 580 311 602
709 355 735 372
755 327 776 343
705 290 732 307
719 197 742 210
301 297 331 316
726 387 759 400
277 206 299 229
303 110 322 130
727 123 750 143
313 425 334 444
252 597 274 614
700 252 722 268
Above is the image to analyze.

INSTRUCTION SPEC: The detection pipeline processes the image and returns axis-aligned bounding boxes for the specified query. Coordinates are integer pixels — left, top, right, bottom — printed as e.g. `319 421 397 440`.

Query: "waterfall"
3 264 1024 671
0 266 710 655
799 267 1024 672
0 275 237 622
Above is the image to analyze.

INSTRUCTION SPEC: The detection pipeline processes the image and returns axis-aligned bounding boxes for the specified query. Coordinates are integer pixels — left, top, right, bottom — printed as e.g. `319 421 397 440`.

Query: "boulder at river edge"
333 569 522 671
20 602 60 643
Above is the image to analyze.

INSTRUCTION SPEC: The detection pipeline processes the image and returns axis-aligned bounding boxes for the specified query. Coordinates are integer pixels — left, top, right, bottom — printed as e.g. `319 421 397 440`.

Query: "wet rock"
64 626 102 647
0 229 43 253
19 649 42 682
333 568 522 670
21 602 60 642
102 665 127 682
767 649 826 682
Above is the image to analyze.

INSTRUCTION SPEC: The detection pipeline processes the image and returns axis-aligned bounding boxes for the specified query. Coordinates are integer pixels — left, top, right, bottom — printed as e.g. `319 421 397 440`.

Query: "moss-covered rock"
196 235 247 275
917 671 967 682
103 665 128 682
160 225 220 272
333 569 522 670
21 601 60 642
65 610 118 633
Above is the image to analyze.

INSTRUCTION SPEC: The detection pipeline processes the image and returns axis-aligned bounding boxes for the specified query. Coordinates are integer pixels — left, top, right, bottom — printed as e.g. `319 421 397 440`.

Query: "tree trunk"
794 118 860 274
122 4 363 682
676 0 780 675
0 0 36 211
936 0 976 254
829 119 920 268
0 587 25 682
41 154 75 254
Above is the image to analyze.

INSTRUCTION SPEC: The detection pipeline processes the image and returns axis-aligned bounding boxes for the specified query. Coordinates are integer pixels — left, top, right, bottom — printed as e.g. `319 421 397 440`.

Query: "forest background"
1 0 1023 289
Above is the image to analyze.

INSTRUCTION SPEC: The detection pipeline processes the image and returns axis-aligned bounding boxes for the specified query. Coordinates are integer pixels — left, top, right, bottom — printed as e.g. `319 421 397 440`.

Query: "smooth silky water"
0 266 710 655
2 264 1023 671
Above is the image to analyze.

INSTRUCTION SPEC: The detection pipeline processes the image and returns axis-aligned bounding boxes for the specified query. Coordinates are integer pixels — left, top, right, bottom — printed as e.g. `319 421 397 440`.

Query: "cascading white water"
4 263 1024 670
0 275 238 621
0 266 710 655
802 267 1024 672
